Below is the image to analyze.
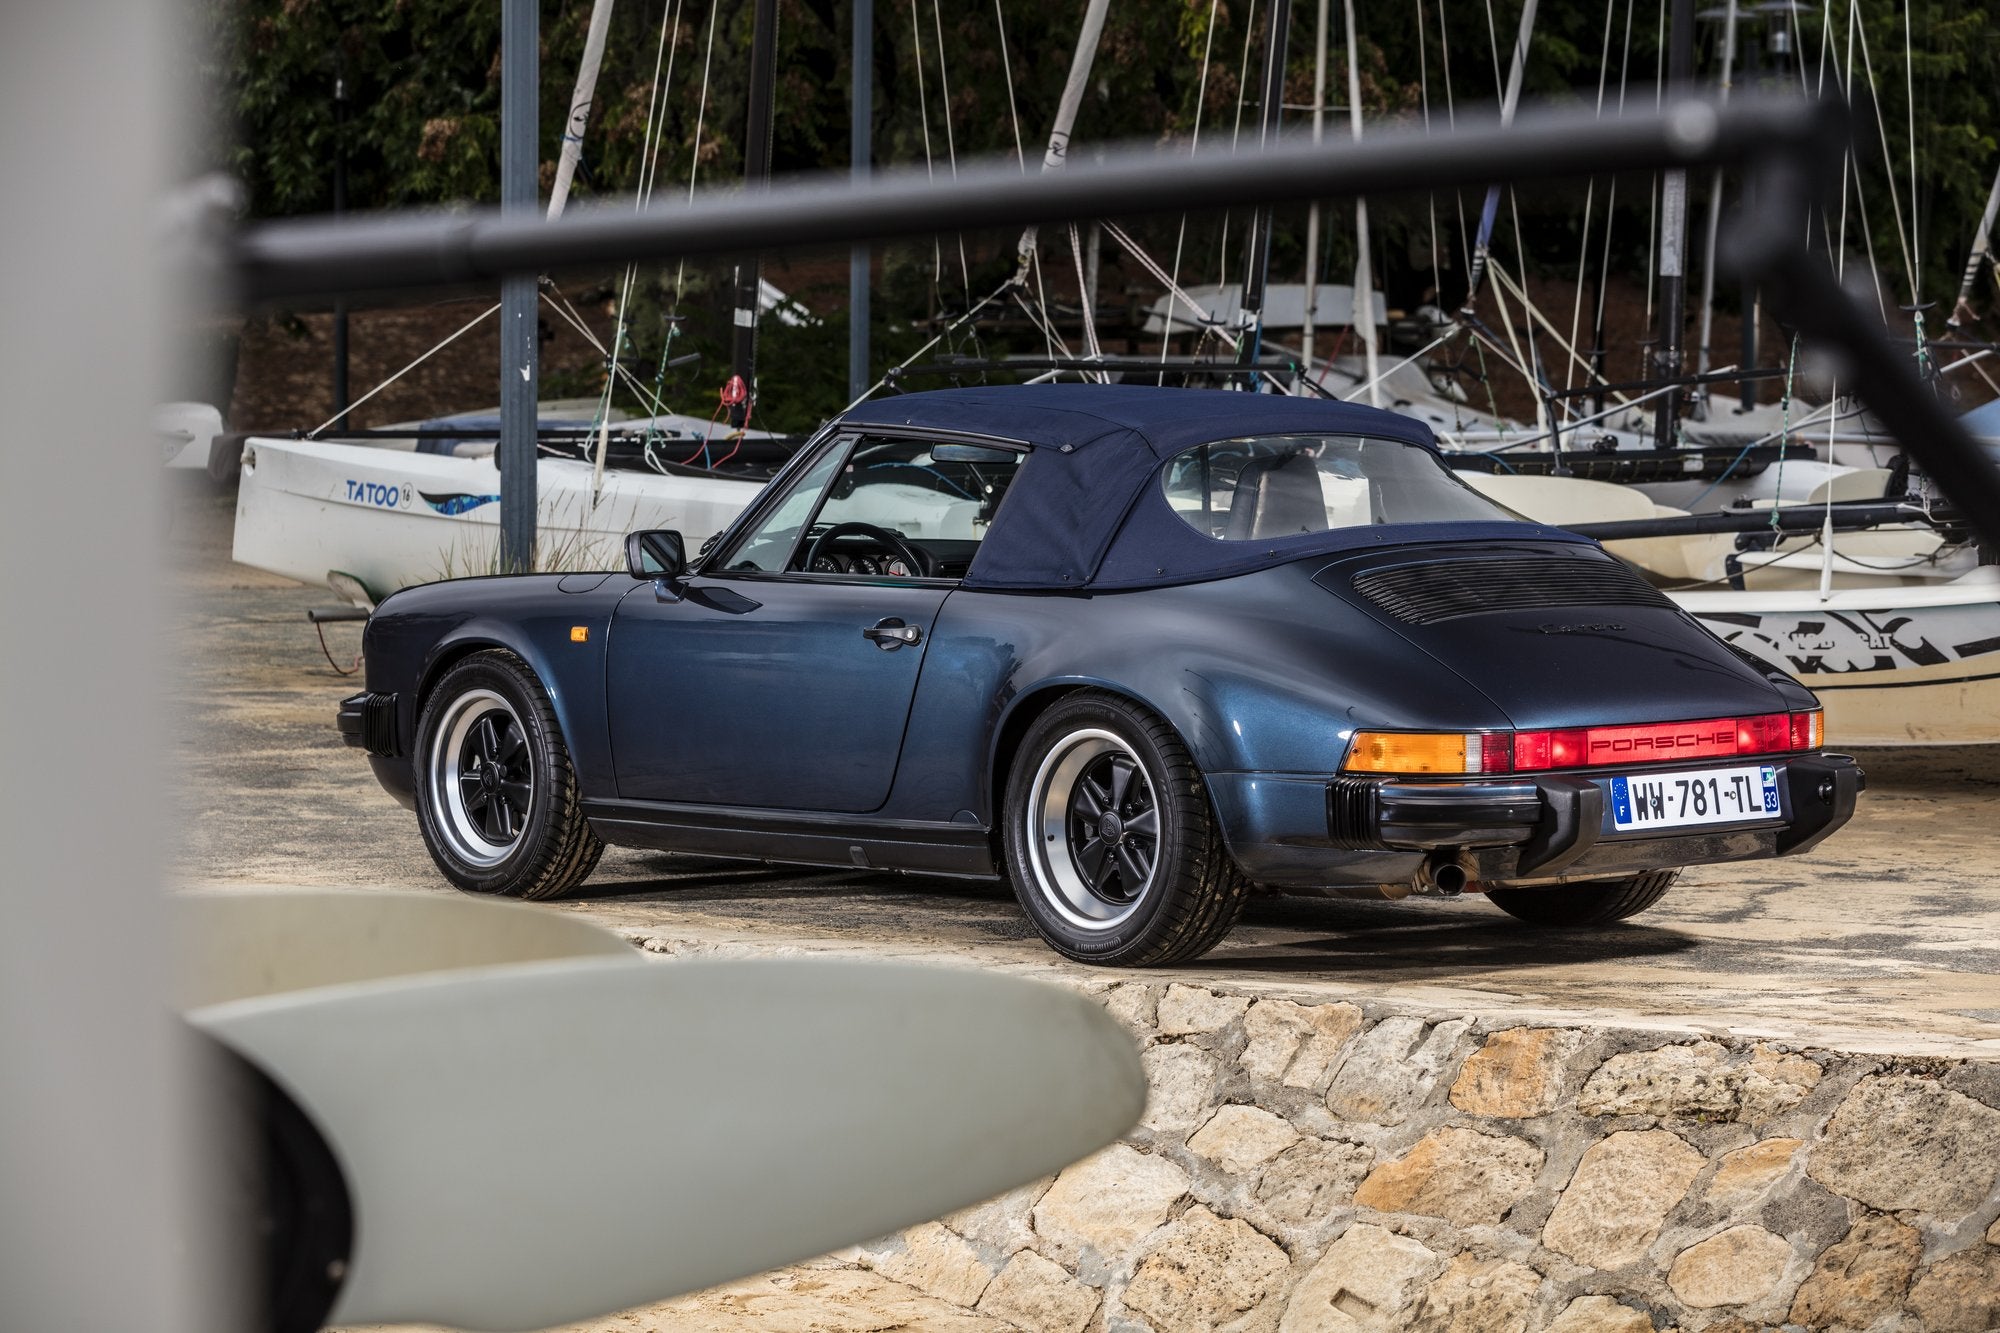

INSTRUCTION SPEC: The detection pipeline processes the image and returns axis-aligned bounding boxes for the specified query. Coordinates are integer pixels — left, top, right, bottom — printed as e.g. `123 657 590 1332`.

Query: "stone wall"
839 979 2000 1332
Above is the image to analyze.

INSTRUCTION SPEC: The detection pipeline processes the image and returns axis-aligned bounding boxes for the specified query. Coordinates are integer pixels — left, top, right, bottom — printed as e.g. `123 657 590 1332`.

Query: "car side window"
716 439 854 573
719 434 1023 580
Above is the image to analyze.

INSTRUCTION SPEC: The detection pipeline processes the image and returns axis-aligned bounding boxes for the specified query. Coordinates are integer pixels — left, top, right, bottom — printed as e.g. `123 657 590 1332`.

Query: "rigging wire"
303 303 500 439
1163 0 1222 369
907 0 943 292
1642 0 1663 330
1848 0 1917 305
840 275 1021 412
592 0 695 499
929 0 974 308
1592 0 1634 375
1905 0 1920 300
993 0 1027 168
1069 224 1104 365
1562 0 1621 413
1213 11 1259 293
1102 219 1241 354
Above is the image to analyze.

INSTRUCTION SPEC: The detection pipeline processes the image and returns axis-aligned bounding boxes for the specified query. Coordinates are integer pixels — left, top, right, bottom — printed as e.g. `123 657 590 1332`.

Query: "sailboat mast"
1651 0 1694 449
547 0 617 220
1693 0 1738 399
1460 0 1537 308
1301 0 1328 370
730 0 781 427
1343 0 1379 405
1011 0 1114 280
1236 0 1292 372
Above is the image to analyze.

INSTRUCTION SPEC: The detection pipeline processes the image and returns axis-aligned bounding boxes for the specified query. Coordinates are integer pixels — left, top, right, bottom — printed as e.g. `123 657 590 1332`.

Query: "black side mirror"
625 529 685 580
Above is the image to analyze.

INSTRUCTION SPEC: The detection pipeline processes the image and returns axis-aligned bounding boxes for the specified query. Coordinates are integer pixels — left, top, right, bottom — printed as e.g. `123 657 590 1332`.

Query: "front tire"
1002 691 1246 967
1486 869 1678 927
414 650 603 900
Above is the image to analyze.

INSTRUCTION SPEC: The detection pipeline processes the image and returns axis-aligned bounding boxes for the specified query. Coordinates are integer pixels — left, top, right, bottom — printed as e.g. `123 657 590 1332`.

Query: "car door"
605 432 1013 814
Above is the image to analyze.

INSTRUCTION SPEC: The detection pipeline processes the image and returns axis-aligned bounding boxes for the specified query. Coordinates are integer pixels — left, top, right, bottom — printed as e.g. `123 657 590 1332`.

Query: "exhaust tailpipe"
1415 857 1469 897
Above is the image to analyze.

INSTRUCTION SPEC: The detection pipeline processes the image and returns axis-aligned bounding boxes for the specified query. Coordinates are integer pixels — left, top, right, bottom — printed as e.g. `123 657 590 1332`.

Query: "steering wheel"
801 522 936 578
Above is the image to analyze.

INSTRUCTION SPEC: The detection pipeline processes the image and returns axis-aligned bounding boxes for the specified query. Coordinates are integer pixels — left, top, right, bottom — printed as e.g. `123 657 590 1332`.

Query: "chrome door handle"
862 618 922 649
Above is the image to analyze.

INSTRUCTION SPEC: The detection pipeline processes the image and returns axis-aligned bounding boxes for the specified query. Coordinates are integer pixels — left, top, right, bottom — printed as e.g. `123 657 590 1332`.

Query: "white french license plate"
1609 764 1781 832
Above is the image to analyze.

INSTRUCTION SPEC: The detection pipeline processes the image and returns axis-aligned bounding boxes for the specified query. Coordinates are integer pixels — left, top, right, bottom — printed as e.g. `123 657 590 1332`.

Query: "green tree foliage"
214 0 2000 428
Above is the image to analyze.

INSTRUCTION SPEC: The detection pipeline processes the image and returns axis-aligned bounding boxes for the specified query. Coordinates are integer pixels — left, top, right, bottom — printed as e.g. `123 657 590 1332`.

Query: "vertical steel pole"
499 0 539 571
850 0 872 401
731 0 781 427
1652 0 1694 448
331 66 350 432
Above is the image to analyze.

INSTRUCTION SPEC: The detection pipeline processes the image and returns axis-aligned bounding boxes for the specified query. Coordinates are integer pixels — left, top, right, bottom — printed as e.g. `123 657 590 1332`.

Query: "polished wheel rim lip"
1024 728 1161 933
427 688 533 868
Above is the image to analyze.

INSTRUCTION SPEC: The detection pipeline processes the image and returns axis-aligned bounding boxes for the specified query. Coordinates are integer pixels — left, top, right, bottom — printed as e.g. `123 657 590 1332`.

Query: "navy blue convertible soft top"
838 384 1583 591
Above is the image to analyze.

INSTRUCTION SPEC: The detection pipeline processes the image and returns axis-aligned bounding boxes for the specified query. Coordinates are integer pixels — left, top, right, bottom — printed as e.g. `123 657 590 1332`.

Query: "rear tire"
1486 869 1678 926
414 650 603 900
1001 691 1246 967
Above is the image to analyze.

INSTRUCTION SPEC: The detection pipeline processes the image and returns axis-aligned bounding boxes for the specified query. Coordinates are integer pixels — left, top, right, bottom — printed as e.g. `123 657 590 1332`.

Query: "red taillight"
1341 710 1823 776
1495 711 1821 774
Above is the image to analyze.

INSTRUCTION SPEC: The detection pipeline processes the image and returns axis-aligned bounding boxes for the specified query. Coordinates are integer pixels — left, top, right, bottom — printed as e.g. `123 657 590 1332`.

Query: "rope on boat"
302 303 500 439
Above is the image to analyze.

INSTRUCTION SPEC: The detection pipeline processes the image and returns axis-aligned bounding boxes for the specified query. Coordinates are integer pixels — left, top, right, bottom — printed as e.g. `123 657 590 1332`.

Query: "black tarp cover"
838 384 1586 590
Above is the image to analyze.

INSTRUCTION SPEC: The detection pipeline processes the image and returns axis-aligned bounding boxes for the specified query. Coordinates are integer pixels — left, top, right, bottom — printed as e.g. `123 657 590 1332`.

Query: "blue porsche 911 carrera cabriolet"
340 385 1861 966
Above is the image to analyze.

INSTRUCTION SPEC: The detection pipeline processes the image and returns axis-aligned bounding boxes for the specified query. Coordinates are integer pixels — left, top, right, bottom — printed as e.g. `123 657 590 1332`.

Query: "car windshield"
1160 433 1521 541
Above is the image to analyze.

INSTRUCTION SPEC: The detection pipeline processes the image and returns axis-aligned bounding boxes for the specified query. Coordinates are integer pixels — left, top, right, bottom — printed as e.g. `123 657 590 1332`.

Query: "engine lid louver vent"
1349 555 1674 626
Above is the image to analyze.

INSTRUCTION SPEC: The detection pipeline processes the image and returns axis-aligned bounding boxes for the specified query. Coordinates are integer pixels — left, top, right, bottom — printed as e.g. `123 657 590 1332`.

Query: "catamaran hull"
1675 569 2000 746
232 436 762 598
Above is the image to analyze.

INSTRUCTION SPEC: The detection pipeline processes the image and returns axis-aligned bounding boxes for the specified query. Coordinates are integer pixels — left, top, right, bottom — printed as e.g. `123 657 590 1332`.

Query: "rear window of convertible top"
1161 433 1520 541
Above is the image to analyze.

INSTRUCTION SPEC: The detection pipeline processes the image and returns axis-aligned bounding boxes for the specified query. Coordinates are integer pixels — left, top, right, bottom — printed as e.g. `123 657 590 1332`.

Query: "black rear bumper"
1326 752 1863 885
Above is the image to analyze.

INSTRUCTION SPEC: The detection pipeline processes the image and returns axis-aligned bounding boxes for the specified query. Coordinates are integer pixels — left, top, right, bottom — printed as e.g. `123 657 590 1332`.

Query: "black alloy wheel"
1002 690 1246 967
413 650 603 900
444 698 533 852
1063 745 1160 910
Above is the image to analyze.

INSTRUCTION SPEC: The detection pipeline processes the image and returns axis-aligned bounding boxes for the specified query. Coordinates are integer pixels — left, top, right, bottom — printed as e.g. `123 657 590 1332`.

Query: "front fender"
361 575 624 799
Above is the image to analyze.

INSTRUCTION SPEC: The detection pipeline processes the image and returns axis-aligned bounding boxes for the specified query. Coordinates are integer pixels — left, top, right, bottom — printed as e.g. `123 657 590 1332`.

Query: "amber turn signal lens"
570 626 590 642
1791 709 1824 750
1344 731 1470 774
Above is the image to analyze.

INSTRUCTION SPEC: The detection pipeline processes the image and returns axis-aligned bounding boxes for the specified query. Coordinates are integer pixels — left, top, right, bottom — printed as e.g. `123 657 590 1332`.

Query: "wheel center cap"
482 767 500 791
1097 811 1125 845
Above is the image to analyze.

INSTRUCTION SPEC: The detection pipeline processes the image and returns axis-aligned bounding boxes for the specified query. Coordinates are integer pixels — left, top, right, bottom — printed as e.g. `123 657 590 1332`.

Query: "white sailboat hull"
1674 568 2000 746
232 436 763 596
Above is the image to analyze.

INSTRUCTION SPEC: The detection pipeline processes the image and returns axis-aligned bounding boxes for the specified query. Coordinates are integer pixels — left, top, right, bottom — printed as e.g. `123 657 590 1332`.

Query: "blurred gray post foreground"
0 4 216 1332
499 0 538 572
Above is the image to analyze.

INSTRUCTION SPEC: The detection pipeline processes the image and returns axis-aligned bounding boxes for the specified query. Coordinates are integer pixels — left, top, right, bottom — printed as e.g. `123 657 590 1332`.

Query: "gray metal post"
850 0 872 401
332 67 350 431
499 0 539 572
